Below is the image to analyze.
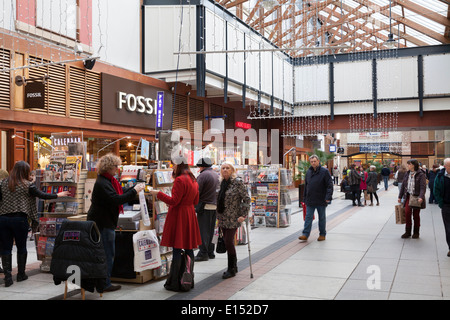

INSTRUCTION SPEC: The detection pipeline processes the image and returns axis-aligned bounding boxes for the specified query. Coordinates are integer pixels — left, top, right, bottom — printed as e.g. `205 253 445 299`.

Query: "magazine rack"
35 170 87 271
150 169 174 280
250 166 293 228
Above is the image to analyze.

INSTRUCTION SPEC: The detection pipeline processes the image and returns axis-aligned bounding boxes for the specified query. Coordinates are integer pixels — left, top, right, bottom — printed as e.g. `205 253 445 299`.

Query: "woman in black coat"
366 165 379 206
398 159 427 239
87 154 144 292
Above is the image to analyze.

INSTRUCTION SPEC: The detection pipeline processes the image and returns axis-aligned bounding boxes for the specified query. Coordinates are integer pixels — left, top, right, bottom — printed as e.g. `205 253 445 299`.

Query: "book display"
249 165 293 228
151 169 174 280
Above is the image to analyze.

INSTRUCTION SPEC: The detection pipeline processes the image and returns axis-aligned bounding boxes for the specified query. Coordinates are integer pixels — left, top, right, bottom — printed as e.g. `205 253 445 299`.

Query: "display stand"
35 169 87 271
151 169 174 280
250 165 293 228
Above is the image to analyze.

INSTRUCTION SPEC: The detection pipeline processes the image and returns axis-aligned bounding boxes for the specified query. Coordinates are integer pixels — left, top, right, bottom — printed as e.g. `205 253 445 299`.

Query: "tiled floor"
1 182 449 301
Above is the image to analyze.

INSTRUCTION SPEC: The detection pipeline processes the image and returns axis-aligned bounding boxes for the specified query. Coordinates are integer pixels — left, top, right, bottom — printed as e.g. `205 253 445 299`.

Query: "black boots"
17 253 28 282
222 255 237 279
1 253 29 286
1 255 13 287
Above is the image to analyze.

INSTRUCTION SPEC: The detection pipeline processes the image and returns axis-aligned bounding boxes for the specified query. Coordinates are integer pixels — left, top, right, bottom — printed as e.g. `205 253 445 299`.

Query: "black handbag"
216 228 226 254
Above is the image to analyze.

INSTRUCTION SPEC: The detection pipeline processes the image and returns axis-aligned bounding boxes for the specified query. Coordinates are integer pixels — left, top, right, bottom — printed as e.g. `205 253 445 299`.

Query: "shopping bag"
395 204 406 224
179 252 194 292
301 202 314 221
133 229 162 272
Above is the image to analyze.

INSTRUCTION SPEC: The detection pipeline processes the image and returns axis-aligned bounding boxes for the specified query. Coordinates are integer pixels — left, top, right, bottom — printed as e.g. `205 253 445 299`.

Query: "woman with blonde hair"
216 162 250 279
88 153 145 292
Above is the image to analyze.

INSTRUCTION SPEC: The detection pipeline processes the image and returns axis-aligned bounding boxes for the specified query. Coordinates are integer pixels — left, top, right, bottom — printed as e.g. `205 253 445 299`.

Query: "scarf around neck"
101 172 124 214
217 178 231 214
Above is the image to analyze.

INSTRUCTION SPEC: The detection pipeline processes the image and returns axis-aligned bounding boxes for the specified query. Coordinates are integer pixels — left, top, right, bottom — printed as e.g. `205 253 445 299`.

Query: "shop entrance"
347 153 402 169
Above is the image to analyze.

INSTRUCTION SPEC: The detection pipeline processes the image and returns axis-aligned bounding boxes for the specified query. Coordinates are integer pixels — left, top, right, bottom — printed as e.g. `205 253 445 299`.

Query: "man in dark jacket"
381 165 391 190
299 155 333 242
195 157 220 261
433 158 450 257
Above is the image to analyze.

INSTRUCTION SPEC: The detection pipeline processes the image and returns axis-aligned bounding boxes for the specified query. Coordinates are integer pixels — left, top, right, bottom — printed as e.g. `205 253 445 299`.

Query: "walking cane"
245 218 254 279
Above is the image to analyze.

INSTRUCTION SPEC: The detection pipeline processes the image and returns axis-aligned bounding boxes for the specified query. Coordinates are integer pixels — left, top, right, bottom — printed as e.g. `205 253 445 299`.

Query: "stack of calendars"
44 155 83 183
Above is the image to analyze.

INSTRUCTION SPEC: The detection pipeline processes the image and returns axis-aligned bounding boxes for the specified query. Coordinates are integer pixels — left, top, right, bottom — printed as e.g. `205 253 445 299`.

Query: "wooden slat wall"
28 56 100 120
172 94 188 131
48 63 66 117
0 49 10 109
69 66 86 119
188 97 204 134
85 70 101 120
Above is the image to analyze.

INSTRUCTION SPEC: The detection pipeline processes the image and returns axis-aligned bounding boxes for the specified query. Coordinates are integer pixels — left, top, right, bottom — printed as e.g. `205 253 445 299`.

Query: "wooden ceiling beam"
394 0 450 28
353 0 450 44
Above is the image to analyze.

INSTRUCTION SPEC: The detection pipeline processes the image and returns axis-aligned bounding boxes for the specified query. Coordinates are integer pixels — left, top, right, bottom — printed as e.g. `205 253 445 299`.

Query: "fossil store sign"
101 73 172 130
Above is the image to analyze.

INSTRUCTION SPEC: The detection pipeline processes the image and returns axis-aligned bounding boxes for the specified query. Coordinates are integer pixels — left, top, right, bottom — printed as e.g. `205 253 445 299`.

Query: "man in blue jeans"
381 165 391 190
299 155 333 242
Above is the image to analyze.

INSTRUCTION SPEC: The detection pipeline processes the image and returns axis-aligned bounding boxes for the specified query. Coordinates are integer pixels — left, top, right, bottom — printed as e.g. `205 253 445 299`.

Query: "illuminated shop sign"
101 73 172 130
235 122 251 129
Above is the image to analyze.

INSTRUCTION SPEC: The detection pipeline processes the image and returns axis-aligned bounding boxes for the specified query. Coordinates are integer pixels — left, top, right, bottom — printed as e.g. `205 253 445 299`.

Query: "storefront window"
34 134 53 170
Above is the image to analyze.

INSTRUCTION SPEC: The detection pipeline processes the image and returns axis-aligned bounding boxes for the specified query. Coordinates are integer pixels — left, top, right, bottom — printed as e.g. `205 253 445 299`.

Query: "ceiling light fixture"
384 0 397 49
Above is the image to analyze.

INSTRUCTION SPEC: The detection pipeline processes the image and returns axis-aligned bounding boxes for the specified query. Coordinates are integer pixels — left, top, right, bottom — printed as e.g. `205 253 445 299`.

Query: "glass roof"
217 0 450 56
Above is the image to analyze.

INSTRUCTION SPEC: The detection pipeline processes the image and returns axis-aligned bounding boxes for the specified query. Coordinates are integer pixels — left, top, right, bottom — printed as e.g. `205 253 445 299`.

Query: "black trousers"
351 185 361 205
442 204 450 250
196 208 217 257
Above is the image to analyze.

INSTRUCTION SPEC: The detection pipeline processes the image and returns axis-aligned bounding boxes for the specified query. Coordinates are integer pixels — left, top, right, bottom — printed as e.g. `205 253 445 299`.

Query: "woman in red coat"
151 155 201 291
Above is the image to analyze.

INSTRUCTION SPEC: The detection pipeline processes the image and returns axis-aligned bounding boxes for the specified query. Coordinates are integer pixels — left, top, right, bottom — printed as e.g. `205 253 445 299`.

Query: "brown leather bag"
408 195 422 208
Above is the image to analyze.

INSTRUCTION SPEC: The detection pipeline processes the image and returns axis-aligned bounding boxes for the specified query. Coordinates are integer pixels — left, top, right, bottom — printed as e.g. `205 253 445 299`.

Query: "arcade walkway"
0 182 449 301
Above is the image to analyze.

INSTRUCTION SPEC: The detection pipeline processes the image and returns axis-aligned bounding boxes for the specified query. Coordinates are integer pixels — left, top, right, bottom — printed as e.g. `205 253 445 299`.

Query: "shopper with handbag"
0 161 69 287
359 166 369 206
398 159 427 239
366 165 379 206
150 155 202 291
216 162 250 279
